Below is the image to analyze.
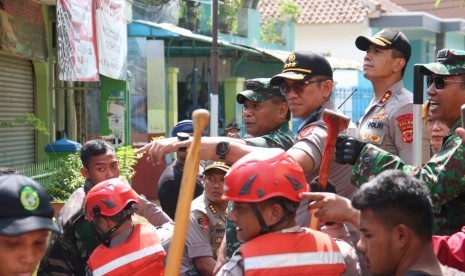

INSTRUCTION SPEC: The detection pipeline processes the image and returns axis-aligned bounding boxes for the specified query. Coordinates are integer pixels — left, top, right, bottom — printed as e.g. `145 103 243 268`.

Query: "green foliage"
116 146 142 181
218 0 242 34
277 0 301 22
260 0 300 43
45 153 83 202
0 113 50 136
260 19 283 44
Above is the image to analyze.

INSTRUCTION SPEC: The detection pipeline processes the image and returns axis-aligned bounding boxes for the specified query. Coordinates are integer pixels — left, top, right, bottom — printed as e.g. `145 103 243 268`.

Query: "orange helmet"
85 177 138 220
222 149 308 203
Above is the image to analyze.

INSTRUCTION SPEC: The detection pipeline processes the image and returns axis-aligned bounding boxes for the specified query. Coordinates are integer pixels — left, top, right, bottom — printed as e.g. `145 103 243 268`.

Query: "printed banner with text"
96 0 127 80
57 0 98 81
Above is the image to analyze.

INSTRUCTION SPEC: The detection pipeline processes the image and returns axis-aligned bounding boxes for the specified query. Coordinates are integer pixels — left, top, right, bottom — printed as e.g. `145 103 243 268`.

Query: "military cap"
356 29 411 62
203 161 230 174
0 174 59 236
270 51 333 86
225 122 240 131
420 49 465 76
236 78 283 104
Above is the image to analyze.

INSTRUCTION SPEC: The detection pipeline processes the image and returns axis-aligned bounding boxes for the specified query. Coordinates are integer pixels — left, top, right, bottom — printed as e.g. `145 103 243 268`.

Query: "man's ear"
322 80 333 98
269 203 285 224
80 167 89 179
279 102 288 119
393 224 411 249
393 58 406 73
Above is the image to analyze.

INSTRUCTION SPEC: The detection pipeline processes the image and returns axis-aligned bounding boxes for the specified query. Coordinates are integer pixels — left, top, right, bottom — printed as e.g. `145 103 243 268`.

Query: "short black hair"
351 170 433 241
80 140 115 169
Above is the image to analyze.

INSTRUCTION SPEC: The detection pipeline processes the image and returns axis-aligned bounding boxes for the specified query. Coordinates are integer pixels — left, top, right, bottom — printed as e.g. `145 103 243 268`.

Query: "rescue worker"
216 149 346 275
39 139 172 275
85 178 165 275
182 161 230 275
0 174 59 276
354 28 430 164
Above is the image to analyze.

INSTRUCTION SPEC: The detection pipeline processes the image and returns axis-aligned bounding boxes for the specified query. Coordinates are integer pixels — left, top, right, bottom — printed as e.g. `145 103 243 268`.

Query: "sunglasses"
426 76 465 90
280 79 328 95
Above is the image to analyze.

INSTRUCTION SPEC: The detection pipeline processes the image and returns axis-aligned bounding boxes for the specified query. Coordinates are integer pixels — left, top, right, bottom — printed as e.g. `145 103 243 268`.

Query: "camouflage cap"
236 78 283 104
420 49 465 76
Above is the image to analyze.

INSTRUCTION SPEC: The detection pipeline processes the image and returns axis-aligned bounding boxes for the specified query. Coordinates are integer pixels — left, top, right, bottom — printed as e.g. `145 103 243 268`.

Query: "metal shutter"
0 54 35 166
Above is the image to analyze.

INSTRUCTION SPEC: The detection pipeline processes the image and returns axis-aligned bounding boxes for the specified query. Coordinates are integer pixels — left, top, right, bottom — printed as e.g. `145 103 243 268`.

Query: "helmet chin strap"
250 203 293 235
94 211 132 247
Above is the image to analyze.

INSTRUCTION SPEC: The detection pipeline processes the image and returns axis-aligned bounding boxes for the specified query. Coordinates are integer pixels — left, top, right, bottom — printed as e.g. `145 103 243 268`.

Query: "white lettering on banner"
243 252 344 270
93 244 165 276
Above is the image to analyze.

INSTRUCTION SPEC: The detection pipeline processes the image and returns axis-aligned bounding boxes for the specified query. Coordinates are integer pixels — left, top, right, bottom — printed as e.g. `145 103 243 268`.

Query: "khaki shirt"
357 81 430 165
181 193 226 274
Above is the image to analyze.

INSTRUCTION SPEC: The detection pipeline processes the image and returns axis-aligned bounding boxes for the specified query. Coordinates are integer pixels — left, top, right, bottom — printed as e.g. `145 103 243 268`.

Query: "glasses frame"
280 79 328 95
426 76 465 90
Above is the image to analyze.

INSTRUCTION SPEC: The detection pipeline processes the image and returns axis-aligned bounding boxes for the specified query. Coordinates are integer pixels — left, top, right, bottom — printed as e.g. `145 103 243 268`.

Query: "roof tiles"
258 0 405 24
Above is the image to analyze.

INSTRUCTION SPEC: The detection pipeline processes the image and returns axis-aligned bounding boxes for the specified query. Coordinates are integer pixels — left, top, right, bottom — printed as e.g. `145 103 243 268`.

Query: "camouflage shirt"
39 180 99 276
352 119 465 235
226 121 294 257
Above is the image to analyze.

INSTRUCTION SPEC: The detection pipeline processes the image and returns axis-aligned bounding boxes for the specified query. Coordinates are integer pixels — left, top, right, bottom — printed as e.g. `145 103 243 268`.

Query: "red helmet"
85 177 138 220
222 149 308 203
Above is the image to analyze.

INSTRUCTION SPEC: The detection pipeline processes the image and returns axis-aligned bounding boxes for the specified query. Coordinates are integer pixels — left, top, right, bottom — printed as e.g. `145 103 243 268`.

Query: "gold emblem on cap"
288 53 296 62
20 186 40 211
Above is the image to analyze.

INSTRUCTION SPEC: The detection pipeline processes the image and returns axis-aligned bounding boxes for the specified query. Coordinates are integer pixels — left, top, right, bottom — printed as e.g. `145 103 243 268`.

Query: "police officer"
354 28 430 164
217 149 347 275
182 161 230 275
0 174 59 276
333 48 465 235
85 178 166 276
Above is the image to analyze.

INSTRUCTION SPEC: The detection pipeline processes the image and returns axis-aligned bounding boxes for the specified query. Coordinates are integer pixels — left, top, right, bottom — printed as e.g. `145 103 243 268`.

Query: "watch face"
217 141 230 157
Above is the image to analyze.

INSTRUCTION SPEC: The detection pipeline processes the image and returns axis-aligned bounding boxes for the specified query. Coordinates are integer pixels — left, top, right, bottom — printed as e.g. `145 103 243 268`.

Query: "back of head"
80 139 115 169
85 177 138 220
222 148 308 205
0 174 59 236
351 170 433 241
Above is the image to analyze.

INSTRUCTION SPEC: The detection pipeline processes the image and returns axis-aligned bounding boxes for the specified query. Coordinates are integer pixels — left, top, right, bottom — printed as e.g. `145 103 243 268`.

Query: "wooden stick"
165 109 210 275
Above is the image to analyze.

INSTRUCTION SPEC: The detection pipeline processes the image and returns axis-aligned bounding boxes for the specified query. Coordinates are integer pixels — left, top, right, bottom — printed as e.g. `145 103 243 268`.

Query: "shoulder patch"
296 125 316 141
197 215 209 231
396 114 414 143
378 91 393 105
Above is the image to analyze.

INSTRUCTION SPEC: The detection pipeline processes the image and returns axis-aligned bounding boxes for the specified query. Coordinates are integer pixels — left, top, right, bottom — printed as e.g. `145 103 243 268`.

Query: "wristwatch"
216 141 230 160
177 132 190 152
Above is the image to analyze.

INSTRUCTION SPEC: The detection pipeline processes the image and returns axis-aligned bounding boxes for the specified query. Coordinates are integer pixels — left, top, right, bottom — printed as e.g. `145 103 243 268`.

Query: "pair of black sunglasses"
280 79 328 95
426 76 465 90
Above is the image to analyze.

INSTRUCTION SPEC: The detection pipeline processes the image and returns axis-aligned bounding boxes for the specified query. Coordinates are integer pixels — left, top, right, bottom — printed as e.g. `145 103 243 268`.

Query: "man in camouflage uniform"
354 29 430 164
333 48 465 235
182 161 230 275
39 140 172 275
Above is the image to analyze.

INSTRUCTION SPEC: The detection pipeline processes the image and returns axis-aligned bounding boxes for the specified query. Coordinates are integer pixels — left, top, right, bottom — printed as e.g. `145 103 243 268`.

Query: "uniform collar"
376 80 404 106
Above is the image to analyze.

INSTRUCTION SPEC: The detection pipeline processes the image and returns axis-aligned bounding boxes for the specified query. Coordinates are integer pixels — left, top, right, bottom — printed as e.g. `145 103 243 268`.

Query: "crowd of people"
2 28 465 276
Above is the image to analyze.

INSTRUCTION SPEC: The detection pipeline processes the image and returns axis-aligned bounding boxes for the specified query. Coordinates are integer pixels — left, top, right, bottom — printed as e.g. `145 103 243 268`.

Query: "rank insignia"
197 215 209 231
396 114 414 143
372 108 387 120
208 203 217 214
378 91 392 105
